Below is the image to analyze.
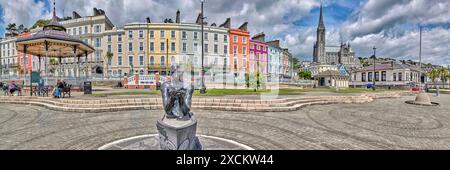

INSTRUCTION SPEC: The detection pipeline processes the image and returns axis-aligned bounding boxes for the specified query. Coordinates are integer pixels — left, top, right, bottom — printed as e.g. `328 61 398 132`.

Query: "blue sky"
1 0 449 65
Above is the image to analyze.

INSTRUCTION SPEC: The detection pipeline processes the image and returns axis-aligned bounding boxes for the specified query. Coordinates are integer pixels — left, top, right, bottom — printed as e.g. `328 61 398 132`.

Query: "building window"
128 42 133 51
375 72 379 81
118 33 122 42
204 44 209 53
171 42 176 52
118 69 122 76
84 26 88 34
398 72 403 81
214 34 218 41
150 42 154 52
171 56 175 65
182 31 187 39
139 30 144 38
243 37 247 44
107 35 112 42
118 44 122 53
233 46 237 54
224 45 228 54
150 56 154 65
194 32 198 39
393 73 397 81
128 56 133 66
160 56 165 66
214 44 218 54
139 56 144 66
224 35 228 42
382 71 386 81
128 30 133 39
171 30 176 38
108 57 112 66
74 28 77 35
160 42 165 52
139 42 144 52
95 38 101 48
95 25 101 33
234 35 238 42
204 32 208 40
160 30 165 38
118 56 122 66
243 47 247 55
150 31 154 38
182 43 187 52
368 72 372 82
107 45 112 53
194 43 198 52
79 27 82 35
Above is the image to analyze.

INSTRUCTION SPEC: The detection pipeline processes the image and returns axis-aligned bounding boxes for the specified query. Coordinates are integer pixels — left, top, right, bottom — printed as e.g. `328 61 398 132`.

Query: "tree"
104 51 114 78
248 71 265 91
30 19 51 29
428 67 449 96
6 23 17 33
292 57 300 68
298 70 312 80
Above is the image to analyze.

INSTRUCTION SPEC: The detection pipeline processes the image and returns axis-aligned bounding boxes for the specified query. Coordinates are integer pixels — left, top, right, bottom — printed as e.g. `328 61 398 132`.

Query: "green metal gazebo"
15 1 94 96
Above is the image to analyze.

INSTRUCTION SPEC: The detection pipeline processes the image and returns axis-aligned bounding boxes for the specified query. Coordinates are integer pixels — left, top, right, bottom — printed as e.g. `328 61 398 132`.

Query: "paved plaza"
0 94 449 150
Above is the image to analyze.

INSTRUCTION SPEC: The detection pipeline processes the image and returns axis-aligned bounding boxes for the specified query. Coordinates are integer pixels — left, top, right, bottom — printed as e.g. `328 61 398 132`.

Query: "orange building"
229 22 250 76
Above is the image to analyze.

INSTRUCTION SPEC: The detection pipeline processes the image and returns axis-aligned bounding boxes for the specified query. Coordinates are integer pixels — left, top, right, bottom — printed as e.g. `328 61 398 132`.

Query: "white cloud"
1 0 449 65
0 0 50 28
350 27 450 66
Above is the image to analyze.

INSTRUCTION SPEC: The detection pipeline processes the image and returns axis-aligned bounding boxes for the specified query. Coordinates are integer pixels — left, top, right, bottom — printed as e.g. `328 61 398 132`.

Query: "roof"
315 70 349 77
325 46 340 53
358 63 420 72
15 4 94 57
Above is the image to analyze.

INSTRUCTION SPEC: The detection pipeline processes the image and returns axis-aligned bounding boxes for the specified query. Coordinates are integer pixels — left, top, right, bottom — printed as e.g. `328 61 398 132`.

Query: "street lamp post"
200 0 207 94
419 26 422 91
372 46 376 91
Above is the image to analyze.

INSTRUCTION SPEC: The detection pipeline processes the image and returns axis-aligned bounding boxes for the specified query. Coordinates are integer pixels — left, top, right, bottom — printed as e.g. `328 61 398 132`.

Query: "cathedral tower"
313 4 326 63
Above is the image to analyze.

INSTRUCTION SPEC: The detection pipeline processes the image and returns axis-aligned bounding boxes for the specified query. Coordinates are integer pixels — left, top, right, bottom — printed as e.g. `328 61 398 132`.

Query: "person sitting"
53 80 61 98
8 81 18 96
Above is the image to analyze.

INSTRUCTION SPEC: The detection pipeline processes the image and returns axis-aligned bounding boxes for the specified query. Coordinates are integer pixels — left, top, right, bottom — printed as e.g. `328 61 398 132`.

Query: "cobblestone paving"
0 94 449 150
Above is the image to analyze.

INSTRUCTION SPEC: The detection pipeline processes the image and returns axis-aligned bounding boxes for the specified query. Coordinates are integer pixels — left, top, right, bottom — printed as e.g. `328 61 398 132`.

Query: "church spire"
318 3 325 29
53 0 56 18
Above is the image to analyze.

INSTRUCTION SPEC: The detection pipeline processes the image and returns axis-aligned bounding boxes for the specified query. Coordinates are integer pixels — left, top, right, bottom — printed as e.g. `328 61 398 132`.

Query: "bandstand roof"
15 1 94 58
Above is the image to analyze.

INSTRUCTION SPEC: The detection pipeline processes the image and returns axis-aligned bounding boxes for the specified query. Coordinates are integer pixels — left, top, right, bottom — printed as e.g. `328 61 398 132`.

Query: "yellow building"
148 23 180 75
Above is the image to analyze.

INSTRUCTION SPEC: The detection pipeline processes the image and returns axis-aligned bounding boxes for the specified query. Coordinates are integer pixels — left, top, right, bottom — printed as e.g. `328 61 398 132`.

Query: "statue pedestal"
156 115 202 150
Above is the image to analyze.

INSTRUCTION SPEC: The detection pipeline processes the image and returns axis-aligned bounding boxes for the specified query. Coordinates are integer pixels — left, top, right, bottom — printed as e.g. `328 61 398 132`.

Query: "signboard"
30 71 40 83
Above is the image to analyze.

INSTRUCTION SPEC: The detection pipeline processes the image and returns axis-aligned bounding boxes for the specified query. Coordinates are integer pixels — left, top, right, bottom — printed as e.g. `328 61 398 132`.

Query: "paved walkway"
0 94 449 150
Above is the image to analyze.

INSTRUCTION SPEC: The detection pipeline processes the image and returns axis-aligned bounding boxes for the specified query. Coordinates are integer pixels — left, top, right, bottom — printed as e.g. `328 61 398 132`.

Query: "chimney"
176 10 180 23
72 11 82 19
195 13 202 25
267 40 280 48
219 18 231 29
93 8 98 15
251 32 265 42
146 17 151 23
238 22 248 32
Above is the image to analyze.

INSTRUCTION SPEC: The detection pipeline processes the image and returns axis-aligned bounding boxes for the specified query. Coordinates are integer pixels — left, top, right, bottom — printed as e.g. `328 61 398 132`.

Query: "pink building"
249 32 268 76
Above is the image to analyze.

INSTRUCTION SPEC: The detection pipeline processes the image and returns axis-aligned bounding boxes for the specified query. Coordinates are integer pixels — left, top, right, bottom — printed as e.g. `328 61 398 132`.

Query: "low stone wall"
0 91 412 113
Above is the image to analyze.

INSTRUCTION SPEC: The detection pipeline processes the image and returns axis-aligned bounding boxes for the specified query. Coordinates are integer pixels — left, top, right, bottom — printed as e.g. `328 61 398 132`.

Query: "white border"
98 134 254 150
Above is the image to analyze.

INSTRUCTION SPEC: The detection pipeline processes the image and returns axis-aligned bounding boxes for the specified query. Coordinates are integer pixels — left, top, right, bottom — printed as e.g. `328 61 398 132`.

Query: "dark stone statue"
161 65 194 120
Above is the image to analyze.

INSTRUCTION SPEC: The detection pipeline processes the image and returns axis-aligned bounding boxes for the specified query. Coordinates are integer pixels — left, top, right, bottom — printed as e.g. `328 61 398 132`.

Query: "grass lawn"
92 88 391 97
